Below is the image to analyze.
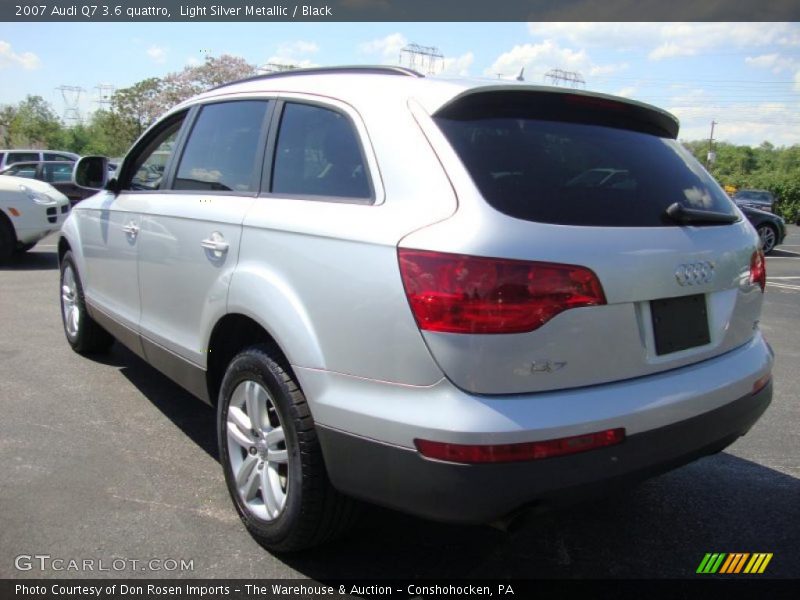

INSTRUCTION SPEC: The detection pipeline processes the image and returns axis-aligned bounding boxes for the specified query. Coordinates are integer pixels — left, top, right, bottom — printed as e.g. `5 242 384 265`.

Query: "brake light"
750 250 766 292
398 249 606 334
415 428 626 464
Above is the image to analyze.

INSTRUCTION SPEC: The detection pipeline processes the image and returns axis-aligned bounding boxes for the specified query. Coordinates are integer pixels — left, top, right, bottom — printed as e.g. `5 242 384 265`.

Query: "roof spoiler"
433 86 680 139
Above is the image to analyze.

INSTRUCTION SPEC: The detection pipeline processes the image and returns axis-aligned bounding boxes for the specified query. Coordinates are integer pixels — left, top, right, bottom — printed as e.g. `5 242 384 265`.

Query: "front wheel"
218 345 358 552
60 251 114 354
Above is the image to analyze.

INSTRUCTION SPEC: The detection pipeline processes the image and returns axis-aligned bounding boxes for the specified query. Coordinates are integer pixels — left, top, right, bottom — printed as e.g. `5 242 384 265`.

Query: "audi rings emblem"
675 261 715 286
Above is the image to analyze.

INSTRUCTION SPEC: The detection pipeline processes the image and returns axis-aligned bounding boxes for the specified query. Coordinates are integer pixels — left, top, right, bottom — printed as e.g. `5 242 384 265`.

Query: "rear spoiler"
433 86 680 139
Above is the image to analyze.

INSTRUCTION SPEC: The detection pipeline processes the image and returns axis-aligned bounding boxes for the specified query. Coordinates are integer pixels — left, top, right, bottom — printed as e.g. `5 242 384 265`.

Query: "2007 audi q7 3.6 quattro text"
59 66 773 551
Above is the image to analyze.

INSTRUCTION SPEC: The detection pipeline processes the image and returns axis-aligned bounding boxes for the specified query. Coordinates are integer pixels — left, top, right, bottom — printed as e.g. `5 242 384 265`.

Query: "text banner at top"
2 0 799 22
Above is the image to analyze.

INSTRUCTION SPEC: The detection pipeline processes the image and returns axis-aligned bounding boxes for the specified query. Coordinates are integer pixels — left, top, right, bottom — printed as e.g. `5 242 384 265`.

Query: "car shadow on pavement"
0 249 58 270
97 344 800 579
111 343 219 461
769 248 800 258
280 456 800 579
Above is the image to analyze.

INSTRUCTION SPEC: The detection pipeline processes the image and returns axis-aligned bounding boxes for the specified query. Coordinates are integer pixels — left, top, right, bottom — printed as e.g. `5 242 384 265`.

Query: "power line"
544 68 586 88
56 85 84 126
399 43 444 75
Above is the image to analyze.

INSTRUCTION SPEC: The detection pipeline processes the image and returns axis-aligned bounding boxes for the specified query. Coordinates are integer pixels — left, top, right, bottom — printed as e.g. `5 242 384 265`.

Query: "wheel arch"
206 313 295 406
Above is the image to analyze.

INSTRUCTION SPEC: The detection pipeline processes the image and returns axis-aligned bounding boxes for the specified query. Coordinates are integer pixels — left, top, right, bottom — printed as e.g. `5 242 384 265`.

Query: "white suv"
59 66 773 551
0 174 70 261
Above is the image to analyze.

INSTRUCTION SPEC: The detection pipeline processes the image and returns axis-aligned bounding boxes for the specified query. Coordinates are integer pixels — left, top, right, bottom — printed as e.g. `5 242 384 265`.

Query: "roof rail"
209 65 424 91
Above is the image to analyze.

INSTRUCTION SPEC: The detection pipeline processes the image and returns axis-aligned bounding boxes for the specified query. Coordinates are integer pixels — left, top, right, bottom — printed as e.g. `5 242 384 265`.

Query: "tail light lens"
398 249 606 334
415 428 626 464
750 250 766 292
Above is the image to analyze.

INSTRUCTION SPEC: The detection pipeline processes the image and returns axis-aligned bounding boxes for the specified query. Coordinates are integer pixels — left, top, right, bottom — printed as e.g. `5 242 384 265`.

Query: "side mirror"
73 156 109 190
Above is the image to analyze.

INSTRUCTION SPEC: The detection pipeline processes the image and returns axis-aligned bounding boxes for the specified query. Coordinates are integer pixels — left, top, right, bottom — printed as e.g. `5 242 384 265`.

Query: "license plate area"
650 294 710 356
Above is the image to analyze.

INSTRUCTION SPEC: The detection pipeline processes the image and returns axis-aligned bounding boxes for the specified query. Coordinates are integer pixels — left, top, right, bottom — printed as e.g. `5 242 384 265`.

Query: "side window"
45 162 74 183
44 153 73 162
125 116 185 191
0 153 5 166
8 152 39 165
8 164 36 179
271 103 372 200
174 101 269 193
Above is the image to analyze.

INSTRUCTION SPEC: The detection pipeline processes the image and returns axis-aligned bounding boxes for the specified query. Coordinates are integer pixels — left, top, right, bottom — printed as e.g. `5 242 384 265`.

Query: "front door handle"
200 232 229 256
121 222 139 237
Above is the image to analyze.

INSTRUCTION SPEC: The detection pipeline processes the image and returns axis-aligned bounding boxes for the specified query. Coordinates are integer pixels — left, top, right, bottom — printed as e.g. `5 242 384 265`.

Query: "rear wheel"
218 345 358 552
757 224 778 254
60 251 114 354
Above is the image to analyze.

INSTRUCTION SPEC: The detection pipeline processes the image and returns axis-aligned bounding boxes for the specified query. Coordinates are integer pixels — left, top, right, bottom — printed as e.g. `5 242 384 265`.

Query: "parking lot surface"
1 228 798 579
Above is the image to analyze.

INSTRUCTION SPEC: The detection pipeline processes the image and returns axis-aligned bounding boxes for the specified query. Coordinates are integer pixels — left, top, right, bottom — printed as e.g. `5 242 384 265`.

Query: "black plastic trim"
317 383 772 523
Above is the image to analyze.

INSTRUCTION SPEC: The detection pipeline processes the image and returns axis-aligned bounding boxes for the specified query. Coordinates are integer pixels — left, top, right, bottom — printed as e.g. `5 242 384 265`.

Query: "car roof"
0 149 78 155
174 66 679 136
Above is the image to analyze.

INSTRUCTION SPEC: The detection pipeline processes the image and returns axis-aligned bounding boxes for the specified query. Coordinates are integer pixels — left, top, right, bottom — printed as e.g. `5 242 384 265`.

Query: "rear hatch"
399 89 765 394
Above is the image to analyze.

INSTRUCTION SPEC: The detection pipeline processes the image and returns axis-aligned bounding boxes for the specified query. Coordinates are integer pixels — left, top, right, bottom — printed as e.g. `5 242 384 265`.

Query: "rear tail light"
398 249 606 334
750 250 766 292
415 428 626 464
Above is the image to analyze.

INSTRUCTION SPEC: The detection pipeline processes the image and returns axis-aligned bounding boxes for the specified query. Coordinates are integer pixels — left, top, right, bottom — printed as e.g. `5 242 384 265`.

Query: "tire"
757 224 778 254
0 213 15 264
60 251 114 354
218 345 358 552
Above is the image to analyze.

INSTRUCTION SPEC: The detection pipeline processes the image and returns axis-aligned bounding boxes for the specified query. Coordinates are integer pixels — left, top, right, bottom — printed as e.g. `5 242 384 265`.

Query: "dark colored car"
0 161 93 204
733 189 776 213
740 204 785 254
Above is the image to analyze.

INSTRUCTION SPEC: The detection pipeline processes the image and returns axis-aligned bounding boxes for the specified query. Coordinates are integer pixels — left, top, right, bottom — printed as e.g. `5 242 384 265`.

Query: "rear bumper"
318 381 771 523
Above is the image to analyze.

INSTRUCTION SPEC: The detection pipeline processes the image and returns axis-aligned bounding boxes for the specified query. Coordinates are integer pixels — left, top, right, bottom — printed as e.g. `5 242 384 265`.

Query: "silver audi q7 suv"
59 66 773 551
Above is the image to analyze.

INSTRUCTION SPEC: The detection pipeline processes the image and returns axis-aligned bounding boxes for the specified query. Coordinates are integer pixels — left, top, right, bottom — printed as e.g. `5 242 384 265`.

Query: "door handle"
122 222 139 236
200 233 229 254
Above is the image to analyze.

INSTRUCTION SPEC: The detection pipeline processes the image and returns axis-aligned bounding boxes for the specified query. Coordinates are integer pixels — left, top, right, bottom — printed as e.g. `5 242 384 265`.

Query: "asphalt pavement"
1 228 798 579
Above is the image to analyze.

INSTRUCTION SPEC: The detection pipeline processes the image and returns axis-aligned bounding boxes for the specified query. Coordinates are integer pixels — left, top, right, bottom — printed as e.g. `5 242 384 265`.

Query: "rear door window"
271 102 372 201
173 100 269 193
435 92 737 227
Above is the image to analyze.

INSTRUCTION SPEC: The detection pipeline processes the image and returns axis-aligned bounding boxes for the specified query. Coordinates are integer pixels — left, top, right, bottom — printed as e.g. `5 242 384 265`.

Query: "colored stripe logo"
697 553 773 574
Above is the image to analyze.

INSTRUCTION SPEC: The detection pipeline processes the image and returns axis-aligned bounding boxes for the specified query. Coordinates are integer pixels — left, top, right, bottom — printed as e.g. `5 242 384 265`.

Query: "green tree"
6 95 65 148
111 77 165 138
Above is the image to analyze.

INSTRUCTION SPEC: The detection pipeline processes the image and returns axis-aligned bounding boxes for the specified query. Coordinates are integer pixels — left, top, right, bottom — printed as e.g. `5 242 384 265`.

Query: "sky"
1 22 799 146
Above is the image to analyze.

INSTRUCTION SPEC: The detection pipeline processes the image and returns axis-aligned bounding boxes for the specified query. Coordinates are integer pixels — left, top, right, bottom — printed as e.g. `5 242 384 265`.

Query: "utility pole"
56 85 84 126
544 68 586 89
707 120 718 167
399 43 444 75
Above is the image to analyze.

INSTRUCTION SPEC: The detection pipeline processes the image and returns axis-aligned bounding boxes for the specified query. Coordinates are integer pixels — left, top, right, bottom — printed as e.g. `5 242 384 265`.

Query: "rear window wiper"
664 202 739 225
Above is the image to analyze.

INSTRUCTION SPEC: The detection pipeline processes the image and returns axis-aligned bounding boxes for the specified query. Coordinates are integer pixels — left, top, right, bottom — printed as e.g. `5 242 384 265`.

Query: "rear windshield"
435 93 737 227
